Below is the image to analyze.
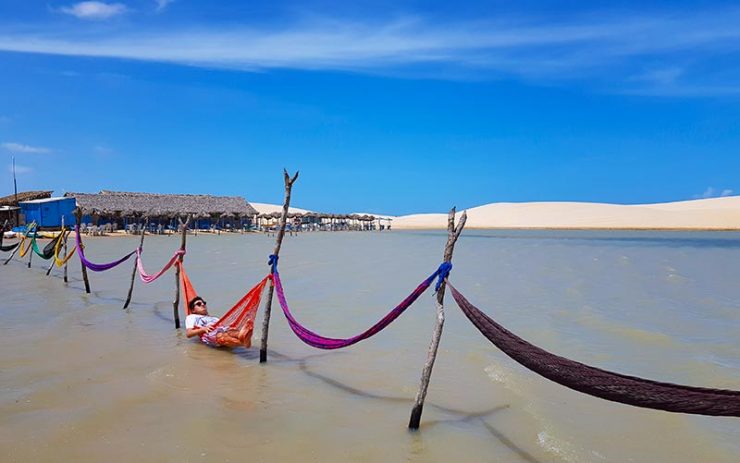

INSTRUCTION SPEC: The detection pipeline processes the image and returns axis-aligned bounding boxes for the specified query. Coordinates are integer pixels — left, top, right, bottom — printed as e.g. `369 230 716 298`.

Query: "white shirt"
185 314 220 330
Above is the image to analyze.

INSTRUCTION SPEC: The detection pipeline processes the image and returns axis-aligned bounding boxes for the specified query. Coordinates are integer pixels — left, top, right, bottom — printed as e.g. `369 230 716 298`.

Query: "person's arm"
186 324 215 338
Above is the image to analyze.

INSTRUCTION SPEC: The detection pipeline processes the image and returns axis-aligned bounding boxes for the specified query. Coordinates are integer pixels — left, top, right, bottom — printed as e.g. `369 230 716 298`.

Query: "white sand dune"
392 196 740 230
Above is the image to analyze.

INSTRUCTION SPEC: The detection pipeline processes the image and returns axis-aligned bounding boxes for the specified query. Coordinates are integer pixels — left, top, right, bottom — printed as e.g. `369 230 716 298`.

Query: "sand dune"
392 196 740 230
250 202 312 215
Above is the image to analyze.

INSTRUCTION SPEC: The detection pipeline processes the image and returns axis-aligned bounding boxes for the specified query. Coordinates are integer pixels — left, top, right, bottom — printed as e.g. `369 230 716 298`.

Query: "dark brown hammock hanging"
448 283 740 417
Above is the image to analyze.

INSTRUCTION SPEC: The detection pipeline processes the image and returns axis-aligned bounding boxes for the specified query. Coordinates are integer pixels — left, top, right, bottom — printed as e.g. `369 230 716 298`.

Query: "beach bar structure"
0 190 53 228
19 197 76 229
65 191 259 231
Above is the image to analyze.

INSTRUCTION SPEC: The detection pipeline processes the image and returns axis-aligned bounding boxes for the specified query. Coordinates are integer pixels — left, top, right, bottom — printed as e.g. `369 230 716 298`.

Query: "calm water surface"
1 230 739 462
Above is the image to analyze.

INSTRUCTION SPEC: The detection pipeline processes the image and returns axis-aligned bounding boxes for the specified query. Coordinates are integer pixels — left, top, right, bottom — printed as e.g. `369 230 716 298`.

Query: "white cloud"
93 145 114 155
696 187 735 199
8 164 33 174
1 8 740 93
2 142 52 154
60 2 128 20
155 0 175 12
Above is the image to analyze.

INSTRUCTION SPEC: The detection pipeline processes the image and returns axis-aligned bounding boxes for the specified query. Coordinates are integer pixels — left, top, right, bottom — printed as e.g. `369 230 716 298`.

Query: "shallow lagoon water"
1 230 739 462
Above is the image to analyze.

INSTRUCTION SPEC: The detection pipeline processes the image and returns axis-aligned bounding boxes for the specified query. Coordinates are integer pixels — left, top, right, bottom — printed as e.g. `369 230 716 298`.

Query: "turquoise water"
1 229 738 462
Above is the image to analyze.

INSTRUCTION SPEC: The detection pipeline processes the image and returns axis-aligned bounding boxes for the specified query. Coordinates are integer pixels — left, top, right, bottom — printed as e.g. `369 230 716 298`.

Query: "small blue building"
19 197 76 228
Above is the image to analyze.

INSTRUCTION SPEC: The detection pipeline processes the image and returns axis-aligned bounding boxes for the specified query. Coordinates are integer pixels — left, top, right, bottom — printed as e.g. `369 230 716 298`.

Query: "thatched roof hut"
65 190 258 218
0 190 53 207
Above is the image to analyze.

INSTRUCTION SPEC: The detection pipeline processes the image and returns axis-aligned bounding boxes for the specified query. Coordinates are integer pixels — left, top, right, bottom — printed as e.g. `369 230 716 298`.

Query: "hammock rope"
135 248 185 283
272 257 450 350
53 228 77 267
448 283 740 417
178 262 269 347
75 225 136 272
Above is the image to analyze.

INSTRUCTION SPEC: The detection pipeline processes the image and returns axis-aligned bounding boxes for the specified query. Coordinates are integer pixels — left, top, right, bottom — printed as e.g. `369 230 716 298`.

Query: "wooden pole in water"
63 215 69 284
75 208 91 293
408 207 467 430
4 221 34 265
45 217 66 277
27 227 34 268
123 217 147 309
260 169 299 363
172 215 190 329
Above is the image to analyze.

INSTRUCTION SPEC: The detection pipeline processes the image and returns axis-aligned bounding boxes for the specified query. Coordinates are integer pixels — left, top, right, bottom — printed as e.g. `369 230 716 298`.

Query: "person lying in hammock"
185 297 253 348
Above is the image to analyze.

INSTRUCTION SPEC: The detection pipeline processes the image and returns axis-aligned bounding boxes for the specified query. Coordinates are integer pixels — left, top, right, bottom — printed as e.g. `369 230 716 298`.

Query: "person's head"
189 296 209 315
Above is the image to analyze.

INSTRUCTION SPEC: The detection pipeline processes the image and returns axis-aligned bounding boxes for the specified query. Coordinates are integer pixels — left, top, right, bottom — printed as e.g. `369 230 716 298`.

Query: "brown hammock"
448 283 740 417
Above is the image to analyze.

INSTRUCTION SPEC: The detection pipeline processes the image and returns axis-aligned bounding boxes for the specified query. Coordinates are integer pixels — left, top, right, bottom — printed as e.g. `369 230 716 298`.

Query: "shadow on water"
296 359 541 463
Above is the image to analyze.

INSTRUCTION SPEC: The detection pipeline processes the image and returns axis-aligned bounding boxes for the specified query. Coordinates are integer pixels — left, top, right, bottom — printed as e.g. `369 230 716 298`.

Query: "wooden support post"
408 208 467 430
123 217 146 309
75 209 91 293
4 221 34 265
172 216 190 329
27 229 34 268
260 169 299 363
63 215 69 284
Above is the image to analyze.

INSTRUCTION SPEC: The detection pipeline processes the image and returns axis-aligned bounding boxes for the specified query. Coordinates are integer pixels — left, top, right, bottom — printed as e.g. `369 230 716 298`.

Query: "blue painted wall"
19 198 76 228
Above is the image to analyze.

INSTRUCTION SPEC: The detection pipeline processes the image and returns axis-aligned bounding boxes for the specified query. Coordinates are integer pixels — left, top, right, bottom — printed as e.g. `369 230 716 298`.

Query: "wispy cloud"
695 187 735 199
154 0 175 12
60 2 128 20
2 8 740 94
2 142 52 154
8 164 33 174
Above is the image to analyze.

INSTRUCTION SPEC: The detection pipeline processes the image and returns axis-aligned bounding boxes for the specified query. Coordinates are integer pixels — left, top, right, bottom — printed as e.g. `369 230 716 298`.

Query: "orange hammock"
178 262 270 348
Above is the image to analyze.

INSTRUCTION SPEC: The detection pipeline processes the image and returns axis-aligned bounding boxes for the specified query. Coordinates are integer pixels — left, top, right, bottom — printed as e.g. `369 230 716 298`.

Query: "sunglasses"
194 301 207 307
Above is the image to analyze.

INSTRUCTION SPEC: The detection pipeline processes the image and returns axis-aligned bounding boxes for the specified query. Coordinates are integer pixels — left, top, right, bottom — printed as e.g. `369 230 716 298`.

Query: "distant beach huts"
0 190 54 228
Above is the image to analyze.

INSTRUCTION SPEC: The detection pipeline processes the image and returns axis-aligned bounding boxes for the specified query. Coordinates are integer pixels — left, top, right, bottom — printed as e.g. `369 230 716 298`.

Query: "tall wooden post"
260 169 299 363
123 217 146 309
408 208 467 429
27 227 34 268
63 215 69 283
172 216 190 329
75 208 91 293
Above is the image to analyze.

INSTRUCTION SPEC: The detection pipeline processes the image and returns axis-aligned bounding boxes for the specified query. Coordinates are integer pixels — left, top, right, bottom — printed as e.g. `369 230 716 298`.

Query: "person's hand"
202 324 215 334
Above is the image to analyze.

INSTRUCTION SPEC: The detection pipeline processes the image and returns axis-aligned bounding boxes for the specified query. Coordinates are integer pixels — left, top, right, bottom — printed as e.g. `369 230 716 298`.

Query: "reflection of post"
75 208 91 293
172 216 190 329
408 208 467 430
124 217 146 309
260 169 299 363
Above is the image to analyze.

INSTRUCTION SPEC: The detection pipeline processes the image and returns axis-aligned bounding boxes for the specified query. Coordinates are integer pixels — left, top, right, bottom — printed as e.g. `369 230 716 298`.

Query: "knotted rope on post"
448 283 740 417
272 261 451 350
75 225 136 272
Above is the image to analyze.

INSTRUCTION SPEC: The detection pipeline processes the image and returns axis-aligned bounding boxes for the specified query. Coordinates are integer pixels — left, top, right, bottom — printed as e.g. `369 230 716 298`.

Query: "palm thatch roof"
65 190 258 217
0 190 53 207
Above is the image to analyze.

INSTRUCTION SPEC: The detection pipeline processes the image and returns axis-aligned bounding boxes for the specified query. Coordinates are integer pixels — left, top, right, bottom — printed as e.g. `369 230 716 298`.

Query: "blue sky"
1 1 739 215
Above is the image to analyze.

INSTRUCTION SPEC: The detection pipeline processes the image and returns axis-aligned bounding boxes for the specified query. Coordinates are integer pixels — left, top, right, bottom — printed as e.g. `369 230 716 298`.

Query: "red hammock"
178 262 270 348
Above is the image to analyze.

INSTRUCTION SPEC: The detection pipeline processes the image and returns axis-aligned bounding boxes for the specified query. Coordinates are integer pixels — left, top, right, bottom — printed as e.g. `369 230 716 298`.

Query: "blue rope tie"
268 254 279 273
434 261 453 292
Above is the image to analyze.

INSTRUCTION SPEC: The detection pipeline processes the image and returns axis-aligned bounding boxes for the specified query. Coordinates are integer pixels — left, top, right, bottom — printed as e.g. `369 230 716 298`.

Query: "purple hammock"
448 282 740 417
75 226 137 272
273 267 442 349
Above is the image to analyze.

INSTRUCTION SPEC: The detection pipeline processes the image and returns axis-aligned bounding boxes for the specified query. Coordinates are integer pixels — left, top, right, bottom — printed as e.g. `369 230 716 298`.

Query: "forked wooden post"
4 221 35 265
408 208 467 429
172 216 190 329
75 209 91 293
123 217 147 309
260 169 299 363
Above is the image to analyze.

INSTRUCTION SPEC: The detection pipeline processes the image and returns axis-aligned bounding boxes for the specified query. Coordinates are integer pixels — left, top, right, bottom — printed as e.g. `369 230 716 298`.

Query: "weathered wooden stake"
408 208 467 430
260 169 299 363
123 217 147 309
27 229 34 268
63 215 69 284
172 216 190 329
75 209 91 293
4 221 34 265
